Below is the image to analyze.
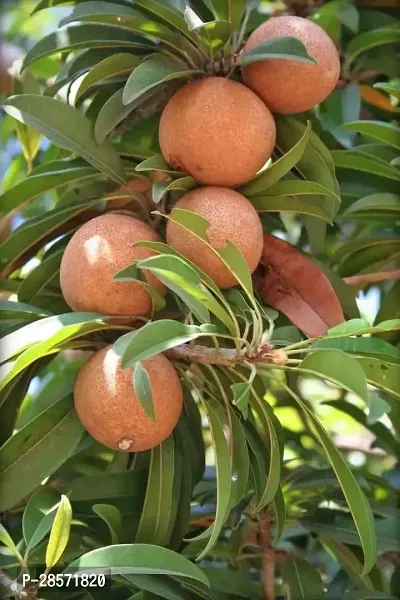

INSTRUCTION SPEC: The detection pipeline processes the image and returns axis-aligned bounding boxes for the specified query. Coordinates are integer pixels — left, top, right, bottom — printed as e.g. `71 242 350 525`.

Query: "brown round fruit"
60 213 166 316
166 186 263 289
241 16 340 114
159 77 276 187
107 177 151 211
0 42 22 96
74 345 183 452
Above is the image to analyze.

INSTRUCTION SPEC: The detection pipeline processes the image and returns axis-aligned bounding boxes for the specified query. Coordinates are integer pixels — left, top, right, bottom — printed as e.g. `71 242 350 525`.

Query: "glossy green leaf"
272 485 286 542
345 26 400 69
206 0 247 30
239 121 311 196
76 52 140 100
18 249 63 304
4 95 126 184
282 556 324 600
342 193 400 217
236 36 316 66
0 395 84 512
227 404 250 510
299 349 368 401
136 436 175 546
252 194 333 223
341 121 400 150
0 159 97 216
202 567 262 599
45 494 72 568
133 362 156 421
123 573 196 600
374 79 400 100
23 488 60 553
23 23 152 68
0 523 20 559
311 336 400 365
92 504 122 545
95 87 140 144
333 151 400 181
0 300 51 322
123 55 201 105
114 320 218 367
152 176 196 204
191 19 232 50
358 358 400 400
65 544 210 586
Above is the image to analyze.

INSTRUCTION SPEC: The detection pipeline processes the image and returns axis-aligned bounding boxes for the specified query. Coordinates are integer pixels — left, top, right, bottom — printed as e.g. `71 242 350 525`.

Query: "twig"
165 342 286 367
343 269 400 287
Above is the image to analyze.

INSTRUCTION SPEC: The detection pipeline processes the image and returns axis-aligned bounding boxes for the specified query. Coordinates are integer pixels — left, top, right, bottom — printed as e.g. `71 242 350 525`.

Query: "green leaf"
123 573 196 600
228 404 250 510
311 337 400 365
342 194 400 218
0 396 84 512
252 194 333 223
236 36 317 66
4 95 126 184
231 382 251 417
239 121 311 196
45 494 72 568
374 79 400 101
152 176 196 204
0 313 130 390
135 153 173 174
344 26 400 70
299 349 368 401
65 544 210 586
269 376 377 574
272 485 286 542
206 0 247 30
282 556 324 600
358 358 400 400
137 254 210 324
192 19 232 51
167 208 254 297
114 320 218 367
193 398 232 561
202 567 262 599
0 159 97 216
0 523 20 559
0 300 51 322
23 488 60 553
135 436 175 546
133 362 156 421
23 23 151 68
18 249 63 305
341 121 400 150
94 88 140 144
123 55 201 105
92 504 122 545
333 151 400 181
76 52 140 100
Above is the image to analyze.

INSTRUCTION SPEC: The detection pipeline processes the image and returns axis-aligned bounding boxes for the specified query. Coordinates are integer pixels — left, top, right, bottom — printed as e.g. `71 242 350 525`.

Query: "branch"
343 269 400 287
259 510 275 600
165 343 287 366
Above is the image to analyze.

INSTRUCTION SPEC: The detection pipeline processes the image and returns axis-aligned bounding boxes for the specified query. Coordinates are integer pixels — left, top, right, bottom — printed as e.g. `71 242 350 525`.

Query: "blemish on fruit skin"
118 438 135 451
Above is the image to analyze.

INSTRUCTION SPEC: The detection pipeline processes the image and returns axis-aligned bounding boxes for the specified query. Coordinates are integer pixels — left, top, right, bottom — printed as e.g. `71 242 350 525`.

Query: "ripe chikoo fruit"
60 213 166 316
242 16 341 114
159 77 276 187
166 186 263 289
74 345 183 452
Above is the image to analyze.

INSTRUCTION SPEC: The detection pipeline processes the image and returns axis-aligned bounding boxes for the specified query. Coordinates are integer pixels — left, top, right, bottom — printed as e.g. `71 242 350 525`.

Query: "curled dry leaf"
255 234 345 337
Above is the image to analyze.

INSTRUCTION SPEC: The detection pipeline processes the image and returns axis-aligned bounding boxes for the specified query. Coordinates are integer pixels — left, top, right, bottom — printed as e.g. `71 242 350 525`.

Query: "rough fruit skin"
159 77 276 187
60 213 166 316
166 187 263 289
242 16 340 114
74 345 183 452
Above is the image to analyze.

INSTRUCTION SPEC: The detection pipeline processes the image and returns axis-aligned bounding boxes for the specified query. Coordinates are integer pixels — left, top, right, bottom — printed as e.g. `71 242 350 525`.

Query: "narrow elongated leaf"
0 159 96 216
341 121 400 150
45 495 72 568
333 151 400 181
0 524 20 558
342 194 400 217
92 504 122 545
65 544 210 586
0 300 51 322
269 376 377 574
202 567 262 599
227 405 249 510
191 19 232 50
257 234 344 336
358 358 400 400
345 27 400 68
237 36 316 66
4 95 126 184
300 349 368 402
76 52 140 100
23 24 152 68
282 556 324 600
18 249 63 304
133 362 156 421
23 488 60 553
0 396 84 512
311 337 400 365
123 55 200 105
321 538 375 591
114 320 218 367
239 121 311 196
136 436 175 546
206 0 247 30
252 195 332 223
123 573 196 600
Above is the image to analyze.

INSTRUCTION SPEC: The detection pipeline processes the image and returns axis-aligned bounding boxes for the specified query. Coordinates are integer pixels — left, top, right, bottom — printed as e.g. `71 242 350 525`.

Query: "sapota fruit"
60 213 166 316
159 77 276 187
242 16 340 114
74 345 183 452
166 186 263 288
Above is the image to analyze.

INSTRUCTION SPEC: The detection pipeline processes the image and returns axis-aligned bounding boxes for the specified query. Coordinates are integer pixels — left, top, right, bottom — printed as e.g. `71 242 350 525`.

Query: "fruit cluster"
59 17 340 453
